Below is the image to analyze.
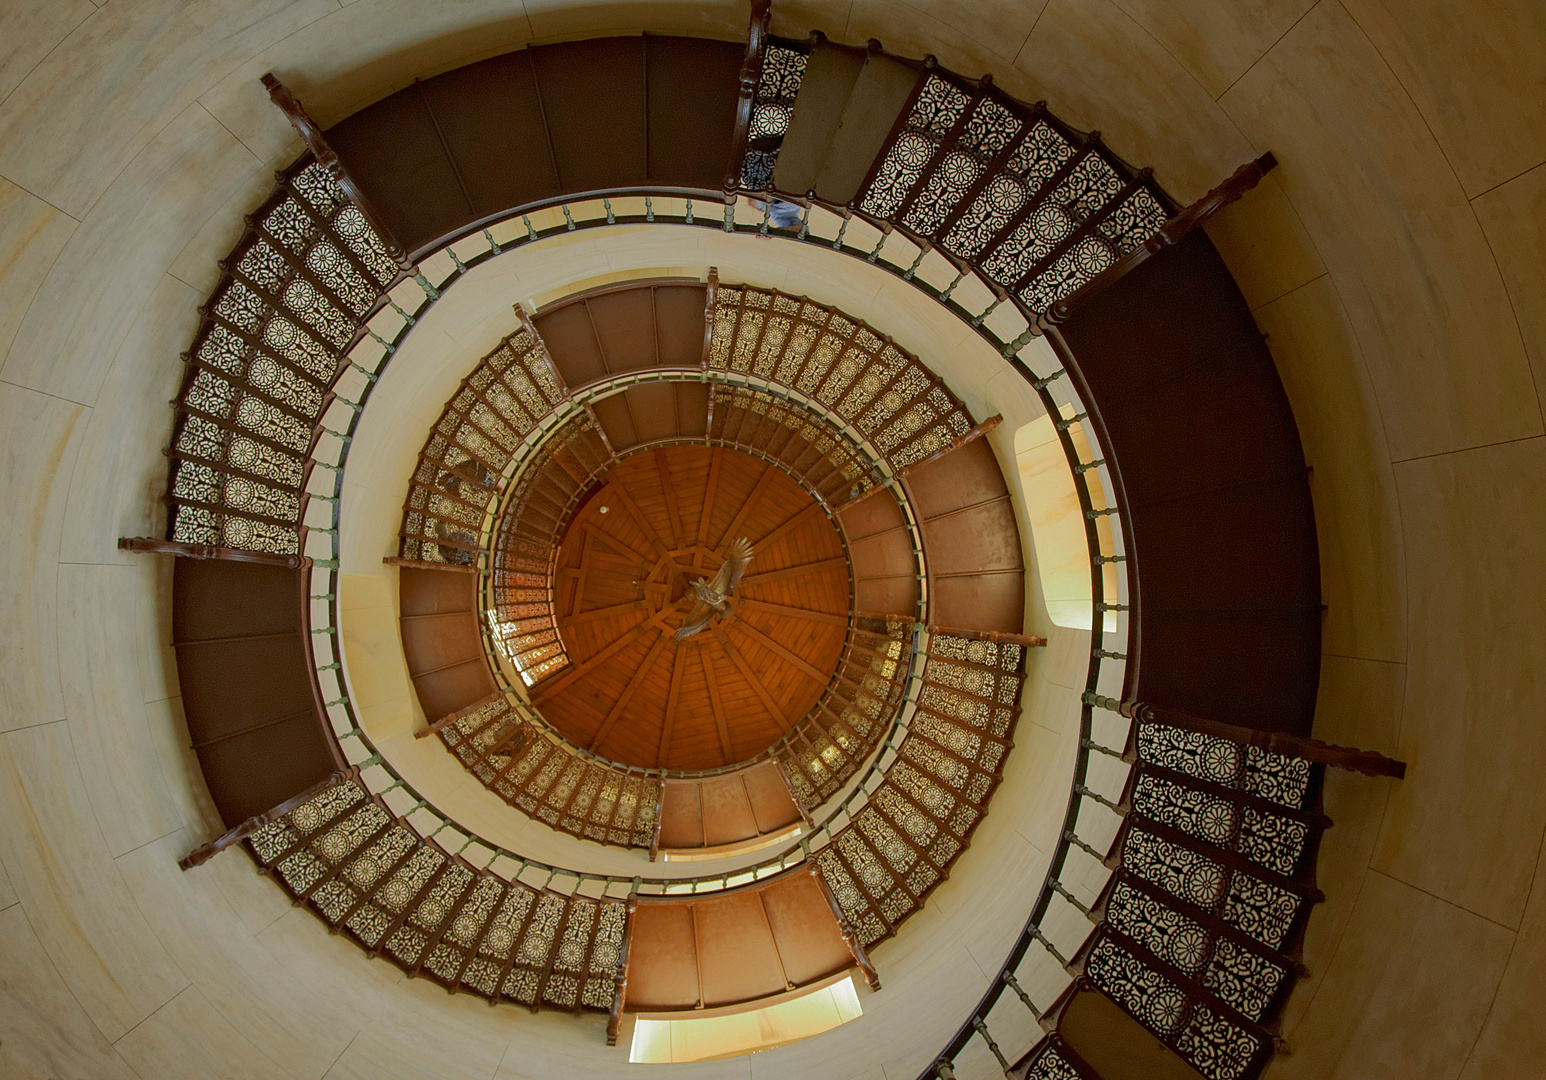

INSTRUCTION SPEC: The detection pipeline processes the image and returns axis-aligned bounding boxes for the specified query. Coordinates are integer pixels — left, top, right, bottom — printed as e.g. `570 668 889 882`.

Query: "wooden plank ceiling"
532 445 851 771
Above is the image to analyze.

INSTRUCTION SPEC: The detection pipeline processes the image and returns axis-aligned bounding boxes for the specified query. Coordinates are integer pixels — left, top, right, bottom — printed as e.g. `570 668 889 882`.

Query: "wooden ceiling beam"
558 599 648 628
657 646 688 767
654 448 686 546
701 650 736 765
749 502 824 554
589 632 670 752
728 620 829 684
604 477 673 562
736 598 847 626
531 606 675 703
715 463 777 552
695 448 723 557
713 627 791 734
580 506 655 566
739 556 848 588
570 531 593 616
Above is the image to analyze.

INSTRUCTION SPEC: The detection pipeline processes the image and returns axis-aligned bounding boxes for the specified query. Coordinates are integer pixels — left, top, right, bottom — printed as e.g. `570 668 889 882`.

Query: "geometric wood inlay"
533 445 851 770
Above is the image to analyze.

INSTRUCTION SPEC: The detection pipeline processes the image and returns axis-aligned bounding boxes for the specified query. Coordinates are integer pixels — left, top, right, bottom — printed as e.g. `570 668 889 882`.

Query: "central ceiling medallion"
526 445 851 771
675 536 754 641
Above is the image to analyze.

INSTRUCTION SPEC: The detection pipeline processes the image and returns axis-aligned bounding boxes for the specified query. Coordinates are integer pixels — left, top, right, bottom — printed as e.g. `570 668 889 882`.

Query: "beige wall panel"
953 824 1051 977
115 985 293 1080
841 0 1046 74
1016 418 1091 629
1202 172 1326 311
1010 0 1258 203
318 1005 516 1080
199 0 544 167
0 178 78 375
865 921 994 1080
1107 0 1316 99
252 906 411 1029
143 693 226 850
0 723 188 1040
1264 871 1512 1080
0 384 85 732
0 0 329 218
58 562 182 856
1030 626 1092 698
0 0 95 104
1473 164 1546 413
1341 0 1546 198
1 104 259 405
1374 438 1546 927
1221 1 1541 461
1254 276 1406 662
0 904 139 1080
1275 654 1404 1037
0 852 14 909
525 0 745 43
1459 825 1546 1079
116 831 358 1079
134 551 181 706
58 275 192 565
341 580 417 713
164 164 282 296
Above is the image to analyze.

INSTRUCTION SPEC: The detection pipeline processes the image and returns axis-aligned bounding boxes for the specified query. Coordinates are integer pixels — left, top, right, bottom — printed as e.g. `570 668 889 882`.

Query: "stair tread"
812 53 919 206
772 41 866 195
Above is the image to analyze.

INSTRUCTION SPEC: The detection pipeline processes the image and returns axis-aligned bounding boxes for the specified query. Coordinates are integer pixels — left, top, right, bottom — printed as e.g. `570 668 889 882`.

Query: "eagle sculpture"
673 537 754 641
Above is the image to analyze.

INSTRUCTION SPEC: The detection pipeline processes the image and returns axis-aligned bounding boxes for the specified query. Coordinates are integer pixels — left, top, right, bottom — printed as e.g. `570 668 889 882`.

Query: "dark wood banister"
260 72 414 271
810 862 881 991
119 536 311 569
1038 152 1278 328
1088 695 1407 778
923 625 1047 648
178 765 359 869
724 0 774 191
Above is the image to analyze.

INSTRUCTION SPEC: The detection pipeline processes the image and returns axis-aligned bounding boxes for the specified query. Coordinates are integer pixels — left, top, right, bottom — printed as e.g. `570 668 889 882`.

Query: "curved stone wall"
0 2 1542 1079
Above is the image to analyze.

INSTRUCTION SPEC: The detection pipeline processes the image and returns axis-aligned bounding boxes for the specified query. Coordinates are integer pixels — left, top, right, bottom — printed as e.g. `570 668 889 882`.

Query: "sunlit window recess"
658 822 805 862
628 974 864 1063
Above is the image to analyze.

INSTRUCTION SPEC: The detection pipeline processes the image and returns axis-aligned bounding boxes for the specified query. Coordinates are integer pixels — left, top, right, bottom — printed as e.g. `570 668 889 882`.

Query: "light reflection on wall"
629 975 864 1063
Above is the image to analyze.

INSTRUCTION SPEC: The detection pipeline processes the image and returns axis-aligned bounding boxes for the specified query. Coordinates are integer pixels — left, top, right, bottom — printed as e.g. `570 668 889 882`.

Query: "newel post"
261 73 414 271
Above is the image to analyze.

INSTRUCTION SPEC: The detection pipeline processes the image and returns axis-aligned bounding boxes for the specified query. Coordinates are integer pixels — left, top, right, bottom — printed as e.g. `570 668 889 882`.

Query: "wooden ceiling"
531 445 851 771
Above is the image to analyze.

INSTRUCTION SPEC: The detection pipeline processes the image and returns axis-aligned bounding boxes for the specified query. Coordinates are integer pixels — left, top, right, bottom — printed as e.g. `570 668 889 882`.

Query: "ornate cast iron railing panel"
704 381 887 504
775 616 910 809
246 774 627 1012
707 284 975 471
486 411 611 685
398 323 567 573
168 158 400 555
815 633 1026 949
740 40 811 190
435 696 661 849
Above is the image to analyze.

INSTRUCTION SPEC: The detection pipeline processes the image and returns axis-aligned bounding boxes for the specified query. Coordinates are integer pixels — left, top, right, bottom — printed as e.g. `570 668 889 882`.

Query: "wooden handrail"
924 625 1047 648
120 536 310 569
1094 696 1407 778
383 555 478 574
415 691 503 739
178 766 359 869
261 73 413 270
810 863 881 991
1040 152 1277 328
725 0 774 189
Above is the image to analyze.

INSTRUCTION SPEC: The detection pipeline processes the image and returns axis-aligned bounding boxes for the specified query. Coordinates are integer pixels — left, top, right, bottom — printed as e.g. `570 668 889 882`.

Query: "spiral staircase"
113 5 1412 1078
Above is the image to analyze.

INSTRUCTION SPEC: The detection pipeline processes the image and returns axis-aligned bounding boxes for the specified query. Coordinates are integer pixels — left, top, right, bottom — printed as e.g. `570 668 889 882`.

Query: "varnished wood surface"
534 445 851 770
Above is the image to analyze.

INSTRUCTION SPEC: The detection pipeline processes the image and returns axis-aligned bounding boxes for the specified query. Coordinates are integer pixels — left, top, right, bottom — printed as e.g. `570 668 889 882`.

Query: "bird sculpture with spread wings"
673 537 754 641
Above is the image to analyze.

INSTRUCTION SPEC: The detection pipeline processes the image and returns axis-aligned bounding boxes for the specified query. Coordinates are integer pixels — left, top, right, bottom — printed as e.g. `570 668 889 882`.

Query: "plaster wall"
1 1 1543 1078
